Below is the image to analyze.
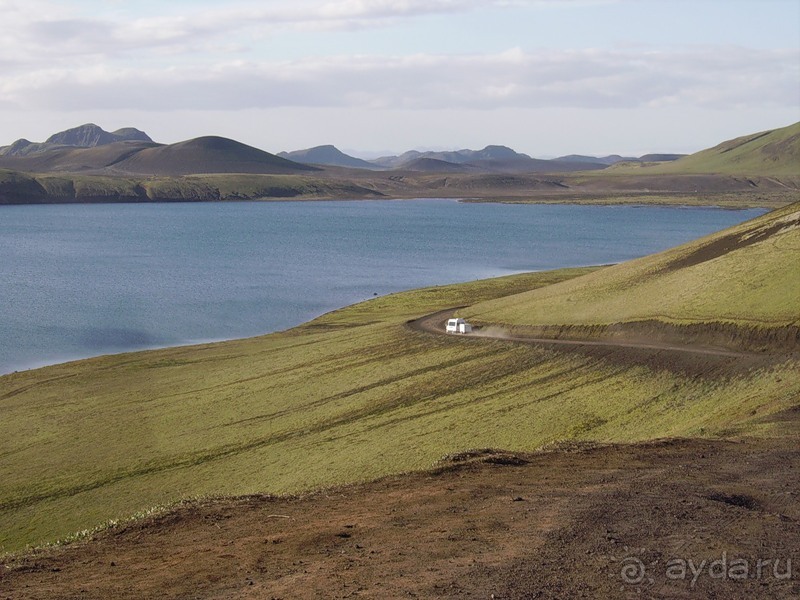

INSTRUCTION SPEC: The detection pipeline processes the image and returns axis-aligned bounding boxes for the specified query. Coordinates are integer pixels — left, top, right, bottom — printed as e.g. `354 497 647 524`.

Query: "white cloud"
0 0 511 65
1 46 796 113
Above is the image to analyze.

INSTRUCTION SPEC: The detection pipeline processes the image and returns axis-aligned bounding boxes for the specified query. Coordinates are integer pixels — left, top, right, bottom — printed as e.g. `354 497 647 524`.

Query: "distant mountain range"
370 145 530 168
1 122 795 183
1 121 797 205
0 124 688 177
278 145 379 170
279 144 686 173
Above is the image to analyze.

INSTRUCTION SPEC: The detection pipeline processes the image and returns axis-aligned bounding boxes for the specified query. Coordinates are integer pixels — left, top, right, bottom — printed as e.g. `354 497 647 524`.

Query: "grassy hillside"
608 122 800 177
463 202 800 334
2 204 799 553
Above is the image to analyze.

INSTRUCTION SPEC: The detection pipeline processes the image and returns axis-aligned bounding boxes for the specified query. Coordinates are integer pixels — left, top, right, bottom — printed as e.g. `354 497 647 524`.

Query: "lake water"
0 200 764 374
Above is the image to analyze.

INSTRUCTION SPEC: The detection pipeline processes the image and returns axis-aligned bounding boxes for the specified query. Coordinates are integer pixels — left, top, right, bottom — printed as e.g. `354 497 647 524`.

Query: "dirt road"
407 308 753 358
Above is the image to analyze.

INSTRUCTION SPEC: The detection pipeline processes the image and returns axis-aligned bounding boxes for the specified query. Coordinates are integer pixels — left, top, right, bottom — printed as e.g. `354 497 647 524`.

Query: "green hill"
463 202 800 341
609 122 800 177
2 207 799 553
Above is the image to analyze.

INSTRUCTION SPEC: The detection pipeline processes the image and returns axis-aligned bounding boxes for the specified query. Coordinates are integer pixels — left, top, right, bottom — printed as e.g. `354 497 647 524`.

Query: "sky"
1 0 798 157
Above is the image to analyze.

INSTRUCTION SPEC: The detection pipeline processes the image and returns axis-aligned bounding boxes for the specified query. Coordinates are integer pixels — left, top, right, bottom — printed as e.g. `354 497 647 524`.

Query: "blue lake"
0 200 765 374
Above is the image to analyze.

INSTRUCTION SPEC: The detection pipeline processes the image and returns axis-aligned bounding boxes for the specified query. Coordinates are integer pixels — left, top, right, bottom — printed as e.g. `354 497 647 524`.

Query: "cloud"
0 0 627 67
0 1 795 121
0 0 509 64
1 46 796 113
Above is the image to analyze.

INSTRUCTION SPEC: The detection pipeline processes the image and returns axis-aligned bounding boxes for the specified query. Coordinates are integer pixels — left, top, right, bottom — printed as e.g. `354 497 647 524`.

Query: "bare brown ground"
1 410 798 599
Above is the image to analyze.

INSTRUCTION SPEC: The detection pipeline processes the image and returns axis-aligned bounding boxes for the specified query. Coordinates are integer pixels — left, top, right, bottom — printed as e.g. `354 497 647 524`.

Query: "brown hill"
112 136 318 175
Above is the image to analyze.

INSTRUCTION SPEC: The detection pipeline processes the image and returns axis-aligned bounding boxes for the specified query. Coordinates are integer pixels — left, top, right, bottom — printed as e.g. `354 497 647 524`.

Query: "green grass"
2 240 798 554
607 122 800 177
463 203 800 330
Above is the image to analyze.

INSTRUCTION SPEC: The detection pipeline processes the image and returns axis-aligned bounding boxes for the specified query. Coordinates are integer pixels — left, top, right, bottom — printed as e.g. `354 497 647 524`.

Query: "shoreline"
0 193 790 210
0 201 770 377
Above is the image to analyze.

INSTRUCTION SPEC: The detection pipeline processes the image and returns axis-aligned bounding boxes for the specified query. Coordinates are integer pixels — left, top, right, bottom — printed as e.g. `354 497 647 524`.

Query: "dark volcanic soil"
1 409 798 599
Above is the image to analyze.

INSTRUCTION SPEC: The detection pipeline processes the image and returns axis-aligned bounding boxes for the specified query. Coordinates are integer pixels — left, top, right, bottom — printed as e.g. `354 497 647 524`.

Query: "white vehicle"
445 317 473 334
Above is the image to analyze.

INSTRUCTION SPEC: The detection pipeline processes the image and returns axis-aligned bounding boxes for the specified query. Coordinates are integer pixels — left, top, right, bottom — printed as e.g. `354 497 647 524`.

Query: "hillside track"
406 308 797 377
408 308 755 357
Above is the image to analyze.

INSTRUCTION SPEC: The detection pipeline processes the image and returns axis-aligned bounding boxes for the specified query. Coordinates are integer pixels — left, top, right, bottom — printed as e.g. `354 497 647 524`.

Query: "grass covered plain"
1 207 799 554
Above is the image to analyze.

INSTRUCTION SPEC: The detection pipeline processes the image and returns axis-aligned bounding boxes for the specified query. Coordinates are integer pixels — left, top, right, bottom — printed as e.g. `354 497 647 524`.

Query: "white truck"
445 317 473 334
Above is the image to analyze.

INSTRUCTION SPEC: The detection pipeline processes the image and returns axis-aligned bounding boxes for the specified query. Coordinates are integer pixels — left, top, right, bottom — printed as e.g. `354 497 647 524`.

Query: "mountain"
370 150 422 169
0 124 152 157
557 153 685 165
556 154 634 165
278 145 378 169
45 123 152 147
371 145 532 168
464 145 527 162
0 139 41 157
110 136 318 176
370 145 609 173
399 157 474 172
611 122 800 177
